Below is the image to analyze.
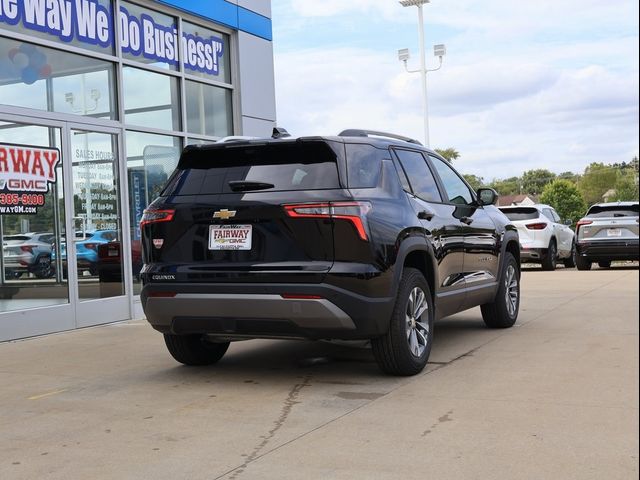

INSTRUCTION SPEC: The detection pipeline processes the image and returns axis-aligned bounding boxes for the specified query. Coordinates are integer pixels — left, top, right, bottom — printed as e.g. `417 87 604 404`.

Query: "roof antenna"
272 127 291 139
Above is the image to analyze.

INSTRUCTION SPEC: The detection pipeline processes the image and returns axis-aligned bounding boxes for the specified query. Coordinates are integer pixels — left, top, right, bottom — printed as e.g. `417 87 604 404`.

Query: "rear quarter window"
345 144 383 188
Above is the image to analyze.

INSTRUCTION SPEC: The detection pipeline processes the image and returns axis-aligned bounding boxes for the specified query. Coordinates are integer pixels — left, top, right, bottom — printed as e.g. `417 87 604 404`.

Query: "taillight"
525 222 548 230
84 243 98 251
575 219 593 234
20 245 33 253
140 209 175 228
283 202 372 241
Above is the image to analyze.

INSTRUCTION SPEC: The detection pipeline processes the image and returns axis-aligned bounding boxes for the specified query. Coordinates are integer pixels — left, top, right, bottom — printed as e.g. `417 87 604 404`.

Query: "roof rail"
338 129 422 146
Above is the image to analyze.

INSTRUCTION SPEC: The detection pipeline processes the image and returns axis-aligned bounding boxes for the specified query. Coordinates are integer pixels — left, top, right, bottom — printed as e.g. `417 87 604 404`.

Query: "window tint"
550 209 561 223
499 208 539 221
430 156 473 205
586 204 639 217
394 150 442 202
164 142 340 195
346 144 383 188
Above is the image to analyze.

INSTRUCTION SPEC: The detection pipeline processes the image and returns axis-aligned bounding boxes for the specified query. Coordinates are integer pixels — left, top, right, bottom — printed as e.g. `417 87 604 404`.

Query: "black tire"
371 268 434 376
481 252 520 328
541 240 557 271
598 261 611 269
164 334 230 366
576 255 592 271
563 243 576 268
32 255 53 279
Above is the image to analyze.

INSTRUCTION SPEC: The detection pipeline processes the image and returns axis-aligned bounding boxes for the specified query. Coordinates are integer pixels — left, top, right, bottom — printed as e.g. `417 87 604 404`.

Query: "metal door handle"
460 216 474 225
418 209 435 221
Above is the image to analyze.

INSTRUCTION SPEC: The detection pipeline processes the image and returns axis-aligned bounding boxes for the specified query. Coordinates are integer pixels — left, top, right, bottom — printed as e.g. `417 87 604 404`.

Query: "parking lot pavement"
0 268 638 480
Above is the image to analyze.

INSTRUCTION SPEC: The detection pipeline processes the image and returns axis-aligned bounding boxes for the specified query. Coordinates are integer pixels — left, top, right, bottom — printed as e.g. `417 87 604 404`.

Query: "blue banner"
0 0 225 76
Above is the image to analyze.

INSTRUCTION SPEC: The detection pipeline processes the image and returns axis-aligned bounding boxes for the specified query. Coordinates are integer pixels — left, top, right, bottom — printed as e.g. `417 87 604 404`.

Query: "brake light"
575 219 593 233
20 245 33 253
283 202 372 241
148 291 177 298
525 222 548 230
140 209 175 228
84 243 98 251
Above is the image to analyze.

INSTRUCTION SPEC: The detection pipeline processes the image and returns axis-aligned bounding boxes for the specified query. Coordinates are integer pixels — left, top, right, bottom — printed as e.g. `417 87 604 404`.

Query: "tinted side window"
345 144 383 188
394 150 442 202
429 156 473 205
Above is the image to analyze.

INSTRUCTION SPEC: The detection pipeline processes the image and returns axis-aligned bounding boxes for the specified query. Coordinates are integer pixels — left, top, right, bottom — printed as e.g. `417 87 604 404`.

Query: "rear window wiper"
228 180 275 192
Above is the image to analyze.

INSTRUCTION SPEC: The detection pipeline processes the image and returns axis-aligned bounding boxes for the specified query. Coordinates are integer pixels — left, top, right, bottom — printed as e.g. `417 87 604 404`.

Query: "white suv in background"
499 204 575 270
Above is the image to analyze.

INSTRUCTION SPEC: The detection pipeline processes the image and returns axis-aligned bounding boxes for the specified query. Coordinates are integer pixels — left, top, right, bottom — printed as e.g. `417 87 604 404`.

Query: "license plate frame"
607 228 622 237
209 224 253 250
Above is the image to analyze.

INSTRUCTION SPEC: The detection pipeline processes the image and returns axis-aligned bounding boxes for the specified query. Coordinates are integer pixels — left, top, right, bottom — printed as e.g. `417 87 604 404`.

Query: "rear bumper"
141 283 394 340
520 247 548 261
576 239 639 260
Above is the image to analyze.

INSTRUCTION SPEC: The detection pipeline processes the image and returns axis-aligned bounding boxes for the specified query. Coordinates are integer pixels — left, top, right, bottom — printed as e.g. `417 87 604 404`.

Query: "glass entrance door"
66 126 130 327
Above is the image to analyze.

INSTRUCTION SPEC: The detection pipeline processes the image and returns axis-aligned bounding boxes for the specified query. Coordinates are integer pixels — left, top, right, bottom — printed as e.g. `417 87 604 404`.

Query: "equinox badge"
214 209 237 220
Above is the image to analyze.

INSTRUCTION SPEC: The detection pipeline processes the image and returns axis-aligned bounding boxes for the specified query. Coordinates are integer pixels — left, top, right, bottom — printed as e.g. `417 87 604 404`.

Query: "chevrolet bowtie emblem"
214 209 237 220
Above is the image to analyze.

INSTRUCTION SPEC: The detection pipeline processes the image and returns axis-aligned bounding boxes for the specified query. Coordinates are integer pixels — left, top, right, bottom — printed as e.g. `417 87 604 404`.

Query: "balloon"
29 50 47 69
12 52 29 69
21 66 39 85
39 64 52 77
19 43 36 54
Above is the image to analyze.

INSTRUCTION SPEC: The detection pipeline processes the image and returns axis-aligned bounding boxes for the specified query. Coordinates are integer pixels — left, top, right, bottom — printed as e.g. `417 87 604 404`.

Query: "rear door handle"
418 209 435 221
460 216 474 225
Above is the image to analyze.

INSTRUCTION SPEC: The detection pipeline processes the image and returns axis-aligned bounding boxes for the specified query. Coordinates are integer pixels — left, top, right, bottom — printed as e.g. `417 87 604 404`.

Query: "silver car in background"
2 232 55 279
575 202 639 270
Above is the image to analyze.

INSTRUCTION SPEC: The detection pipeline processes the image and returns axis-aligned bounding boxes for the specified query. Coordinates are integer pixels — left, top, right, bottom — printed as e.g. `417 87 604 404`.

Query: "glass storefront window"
0 122 69 313
123 66 180 131
185 81 232 138
119 2 179 71
126 131 181 294
181 21 231 84
0 0 114 55
0 37 117 119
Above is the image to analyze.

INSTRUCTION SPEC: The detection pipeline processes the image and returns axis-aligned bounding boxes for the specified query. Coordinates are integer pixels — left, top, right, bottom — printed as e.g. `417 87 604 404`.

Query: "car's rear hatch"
141 139 354 284
499 207 544 243
577 204 639 242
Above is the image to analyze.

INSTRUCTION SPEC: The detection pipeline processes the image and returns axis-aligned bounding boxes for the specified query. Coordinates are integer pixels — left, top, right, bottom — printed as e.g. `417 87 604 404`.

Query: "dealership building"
0 0 276 341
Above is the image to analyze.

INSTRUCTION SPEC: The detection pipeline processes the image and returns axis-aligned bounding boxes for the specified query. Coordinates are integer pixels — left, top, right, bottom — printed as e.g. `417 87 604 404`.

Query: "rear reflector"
525 222 548 230
283 201 372 241
281 294 323 300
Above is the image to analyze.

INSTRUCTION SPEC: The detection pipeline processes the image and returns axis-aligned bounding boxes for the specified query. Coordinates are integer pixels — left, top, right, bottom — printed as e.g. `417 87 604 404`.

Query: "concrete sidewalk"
0 268 638 479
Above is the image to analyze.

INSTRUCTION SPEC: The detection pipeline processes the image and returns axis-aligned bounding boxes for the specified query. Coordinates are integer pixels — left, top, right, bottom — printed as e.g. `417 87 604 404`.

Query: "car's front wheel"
164 334 230 366
481 252 520 328
372 268 434 376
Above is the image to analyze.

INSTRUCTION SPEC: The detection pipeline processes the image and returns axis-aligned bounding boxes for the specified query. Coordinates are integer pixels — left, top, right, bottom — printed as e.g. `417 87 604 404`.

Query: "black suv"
140 129 521 376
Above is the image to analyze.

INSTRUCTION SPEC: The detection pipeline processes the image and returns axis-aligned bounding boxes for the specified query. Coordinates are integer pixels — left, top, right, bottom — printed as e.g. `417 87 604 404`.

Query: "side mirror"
477 188 498 206
564 219 573 226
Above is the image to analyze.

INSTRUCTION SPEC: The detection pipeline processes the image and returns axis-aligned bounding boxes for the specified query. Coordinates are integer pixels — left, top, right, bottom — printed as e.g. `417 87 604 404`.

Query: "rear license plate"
108 249 119 257
209 225 252 250
607 228 622 237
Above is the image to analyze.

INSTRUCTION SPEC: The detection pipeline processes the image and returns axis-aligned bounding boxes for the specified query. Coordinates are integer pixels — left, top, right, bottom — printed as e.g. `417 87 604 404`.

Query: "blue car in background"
52 230 118 276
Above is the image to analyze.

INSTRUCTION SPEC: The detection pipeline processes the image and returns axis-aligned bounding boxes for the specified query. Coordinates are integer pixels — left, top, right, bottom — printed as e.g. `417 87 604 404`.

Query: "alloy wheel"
405 287 430 357
504 264 519 317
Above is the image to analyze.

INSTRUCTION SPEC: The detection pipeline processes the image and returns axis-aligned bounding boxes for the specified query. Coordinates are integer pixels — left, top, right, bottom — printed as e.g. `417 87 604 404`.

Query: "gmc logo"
8 179 48 191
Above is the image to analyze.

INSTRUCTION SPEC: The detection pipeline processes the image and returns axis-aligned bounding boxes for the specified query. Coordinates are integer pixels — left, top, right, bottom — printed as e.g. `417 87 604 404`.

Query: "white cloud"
272 0 639 180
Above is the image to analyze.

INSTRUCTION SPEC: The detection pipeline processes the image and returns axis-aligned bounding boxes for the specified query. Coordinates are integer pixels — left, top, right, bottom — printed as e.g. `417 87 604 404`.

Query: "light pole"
398 0 445 147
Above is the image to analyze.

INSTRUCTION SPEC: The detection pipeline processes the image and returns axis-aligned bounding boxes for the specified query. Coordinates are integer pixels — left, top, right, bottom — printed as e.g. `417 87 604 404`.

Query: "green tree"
463 174 484 191
434 148 460 163
539 179 586 225
578 162 618 206
521 169 556 195
488 176 521 196
612 169 639 201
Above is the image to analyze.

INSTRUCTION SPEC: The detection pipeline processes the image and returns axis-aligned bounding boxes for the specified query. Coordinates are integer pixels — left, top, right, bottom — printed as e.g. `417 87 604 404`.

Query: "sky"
270 0 639 181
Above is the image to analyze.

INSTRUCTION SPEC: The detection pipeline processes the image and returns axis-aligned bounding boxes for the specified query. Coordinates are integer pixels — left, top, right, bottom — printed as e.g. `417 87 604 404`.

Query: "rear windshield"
4 235 31 241
499 207 539 221
586 205 639 218
162 142 341 195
